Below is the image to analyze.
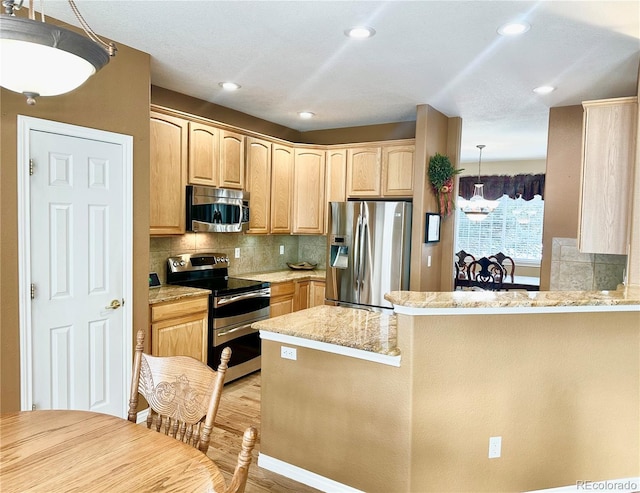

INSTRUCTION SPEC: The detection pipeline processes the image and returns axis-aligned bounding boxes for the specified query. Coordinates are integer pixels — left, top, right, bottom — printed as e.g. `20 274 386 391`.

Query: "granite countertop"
235 269 326 283
148 285 211 305
385 285 640 309
253 305 399 356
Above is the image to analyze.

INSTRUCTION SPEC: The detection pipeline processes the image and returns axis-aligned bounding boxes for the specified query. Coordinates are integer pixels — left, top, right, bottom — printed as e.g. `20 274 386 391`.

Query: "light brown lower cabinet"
149 295 208 363
309 280 326 307
269 281 295 318
270 279 326 318
294 281 310 312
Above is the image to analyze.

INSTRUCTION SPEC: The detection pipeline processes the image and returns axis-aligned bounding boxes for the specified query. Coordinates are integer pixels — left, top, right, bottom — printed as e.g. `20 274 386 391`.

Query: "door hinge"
29 159 34 176
30 283 35 299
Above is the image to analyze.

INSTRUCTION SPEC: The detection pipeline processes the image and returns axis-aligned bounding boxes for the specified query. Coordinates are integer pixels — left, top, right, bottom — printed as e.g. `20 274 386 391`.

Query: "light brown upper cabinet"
150 111 188 235
245 137 272 234
382 144 415 196
188 122 220 187
271 144 294 234
325 148 347 230
347 147 382 197
293 148 326 234
578 97 637 255
219 130 245 190
326 149 347 203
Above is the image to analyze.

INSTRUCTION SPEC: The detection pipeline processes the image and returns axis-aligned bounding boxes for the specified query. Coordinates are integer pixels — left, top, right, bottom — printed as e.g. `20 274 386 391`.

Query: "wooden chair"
489 252 515 283
465 257 504 291
454 250 476 289
128 330 258 493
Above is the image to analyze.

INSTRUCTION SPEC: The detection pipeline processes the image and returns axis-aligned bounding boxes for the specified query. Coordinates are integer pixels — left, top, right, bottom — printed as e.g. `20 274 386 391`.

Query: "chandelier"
458 144 499 222
0 0 116 105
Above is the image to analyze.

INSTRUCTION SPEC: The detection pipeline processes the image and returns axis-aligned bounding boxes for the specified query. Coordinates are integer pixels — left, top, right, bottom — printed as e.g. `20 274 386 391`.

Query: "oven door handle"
216 323 257 341
215 288 270 307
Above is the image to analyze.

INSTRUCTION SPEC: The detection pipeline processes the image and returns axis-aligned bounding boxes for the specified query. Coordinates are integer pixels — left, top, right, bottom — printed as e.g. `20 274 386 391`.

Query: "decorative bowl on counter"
287 261 317 270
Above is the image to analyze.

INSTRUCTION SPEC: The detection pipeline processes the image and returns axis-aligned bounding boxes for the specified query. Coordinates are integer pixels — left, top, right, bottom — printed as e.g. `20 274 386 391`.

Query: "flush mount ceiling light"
344 26 376 39
219 81 241 91
0 0 116 105
497 21 531 36
533 85 555 95
458 145 499 222
298 111 315 119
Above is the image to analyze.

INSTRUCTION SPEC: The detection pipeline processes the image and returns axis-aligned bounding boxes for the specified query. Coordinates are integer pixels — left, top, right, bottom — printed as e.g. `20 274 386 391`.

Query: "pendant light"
0 0 116 105
458 144 499 222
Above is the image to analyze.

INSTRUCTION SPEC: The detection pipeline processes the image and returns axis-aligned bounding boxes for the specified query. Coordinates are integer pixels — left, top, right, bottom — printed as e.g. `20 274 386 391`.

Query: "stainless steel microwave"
186 185 249 232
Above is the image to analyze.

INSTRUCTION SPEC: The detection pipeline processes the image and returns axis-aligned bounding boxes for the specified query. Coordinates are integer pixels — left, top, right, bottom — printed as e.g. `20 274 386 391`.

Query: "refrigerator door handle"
354 213 362 294
359 214 368 285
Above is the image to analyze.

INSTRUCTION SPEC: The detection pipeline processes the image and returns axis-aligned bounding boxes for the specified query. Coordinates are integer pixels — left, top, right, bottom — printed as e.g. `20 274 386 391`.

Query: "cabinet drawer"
151 296 208 323
270 281 295 298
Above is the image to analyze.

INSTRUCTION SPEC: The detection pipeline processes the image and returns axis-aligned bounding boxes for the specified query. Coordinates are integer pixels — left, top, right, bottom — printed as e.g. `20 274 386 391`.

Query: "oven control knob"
172 261 179 267
179 260 186 266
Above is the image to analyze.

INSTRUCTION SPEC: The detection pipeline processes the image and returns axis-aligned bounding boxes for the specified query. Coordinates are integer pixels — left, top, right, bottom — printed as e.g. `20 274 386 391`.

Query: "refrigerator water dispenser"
329 236 349 269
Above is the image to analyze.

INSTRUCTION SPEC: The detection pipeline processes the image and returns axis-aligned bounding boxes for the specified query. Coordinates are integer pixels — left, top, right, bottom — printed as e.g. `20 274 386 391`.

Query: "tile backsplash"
549 238 627 291
150 233 328 284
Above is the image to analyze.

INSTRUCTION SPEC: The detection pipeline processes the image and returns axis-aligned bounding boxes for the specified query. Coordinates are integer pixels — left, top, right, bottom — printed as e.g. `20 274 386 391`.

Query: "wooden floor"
206 371 321 493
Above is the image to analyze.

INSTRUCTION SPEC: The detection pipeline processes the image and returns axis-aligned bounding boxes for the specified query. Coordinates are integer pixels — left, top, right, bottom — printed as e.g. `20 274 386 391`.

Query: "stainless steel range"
166 252 270 382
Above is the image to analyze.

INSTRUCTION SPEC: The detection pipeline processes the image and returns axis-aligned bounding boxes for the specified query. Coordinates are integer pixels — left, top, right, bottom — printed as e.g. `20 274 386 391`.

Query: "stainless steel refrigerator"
326 200 412 310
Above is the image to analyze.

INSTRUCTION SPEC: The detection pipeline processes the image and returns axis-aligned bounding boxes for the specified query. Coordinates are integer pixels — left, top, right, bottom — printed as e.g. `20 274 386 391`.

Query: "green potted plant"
428 153 463 217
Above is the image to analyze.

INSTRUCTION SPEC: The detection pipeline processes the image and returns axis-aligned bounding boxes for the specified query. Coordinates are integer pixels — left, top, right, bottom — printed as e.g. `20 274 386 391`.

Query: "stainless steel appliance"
326 201 412 310
166 252 269 382
186 185 249 232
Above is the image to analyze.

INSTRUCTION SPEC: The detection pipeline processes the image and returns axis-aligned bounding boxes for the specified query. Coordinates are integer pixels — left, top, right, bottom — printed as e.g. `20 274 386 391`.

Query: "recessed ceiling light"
298 111 315 119
219 81 241 91
497 21 531 36
533 85 555 95
344 26 376 39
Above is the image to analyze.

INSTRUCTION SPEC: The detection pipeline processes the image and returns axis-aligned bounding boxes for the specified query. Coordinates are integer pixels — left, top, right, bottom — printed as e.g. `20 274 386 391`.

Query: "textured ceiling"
42 1 639 163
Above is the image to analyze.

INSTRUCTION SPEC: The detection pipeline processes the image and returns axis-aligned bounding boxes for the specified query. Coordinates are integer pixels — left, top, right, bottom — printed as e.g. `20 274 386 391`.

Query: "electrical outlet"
234 248 240 259
279 245 285 255
280 346 297 360
488 436 502 458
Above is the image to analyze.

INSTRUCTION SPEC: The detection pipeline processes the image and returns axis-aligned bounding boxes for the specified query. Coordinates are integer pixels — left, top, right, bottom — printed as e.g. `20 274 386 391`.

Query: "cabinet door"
309 280 326 308
293 148 326 234
246 137 272 234
270 281 295 318
152 313 208 363
150 112 188 235
579 97 637 254
382 145 414 197
326 148 347 230
219 130 245 189
271 144 294 234
294 280 310 311
347 147 382 197
188 122 219 186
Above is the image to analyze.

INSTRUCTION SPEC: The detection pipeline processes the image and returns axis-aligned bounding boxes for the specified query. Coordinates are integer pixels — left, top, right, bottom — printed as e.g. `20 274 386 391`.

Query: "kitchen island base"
257 302 639 493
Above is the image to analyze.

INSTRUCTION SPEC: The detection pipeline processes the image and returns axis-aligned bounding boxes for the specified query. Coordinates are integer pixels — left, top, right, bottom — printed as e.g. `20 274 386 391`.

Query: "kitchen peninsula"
254 286 640 493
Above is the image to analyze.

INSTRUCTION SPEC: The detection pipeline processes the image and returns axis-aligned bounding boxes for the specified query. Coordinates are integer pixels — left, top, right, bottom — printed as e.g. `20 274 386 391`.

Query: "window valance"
458 174 545 201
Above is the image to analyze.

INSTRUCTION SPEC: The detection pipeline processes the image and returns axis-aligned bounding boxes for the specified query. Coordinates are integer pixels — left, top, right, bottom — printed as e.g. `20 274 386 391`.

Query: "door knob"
105 299 122 310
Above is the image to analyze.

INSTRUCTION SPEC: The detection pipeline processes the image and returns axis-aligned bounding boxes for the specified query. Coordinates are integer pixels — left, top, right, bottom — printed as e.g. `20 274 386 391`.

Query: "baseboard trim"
135 408 149 424
525 477 640 493
258 453 365 493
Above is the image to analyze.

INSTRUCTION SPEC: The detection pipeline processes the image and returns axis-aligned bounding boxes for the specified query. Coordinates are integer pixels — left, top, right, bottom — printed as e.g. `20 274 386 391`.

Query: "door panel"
30 130 126 415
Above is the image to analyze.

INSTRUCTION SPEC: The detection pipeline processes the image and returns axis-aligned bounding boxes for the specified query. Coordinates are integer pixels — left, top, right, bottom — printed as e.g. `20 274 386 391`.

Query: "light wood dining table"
0 409 226 492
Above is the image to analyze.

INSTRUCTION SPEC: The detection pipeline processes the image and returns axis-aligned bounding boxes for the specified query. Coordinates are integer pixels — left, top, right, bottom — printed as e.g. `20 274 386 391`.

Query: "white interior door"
18 117 133 417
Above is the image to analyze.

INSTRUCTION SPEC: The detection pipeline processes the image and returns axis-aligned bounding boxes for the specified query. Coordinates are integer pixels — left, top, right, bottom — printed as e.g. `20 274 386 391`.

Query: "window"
455 195 544 263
